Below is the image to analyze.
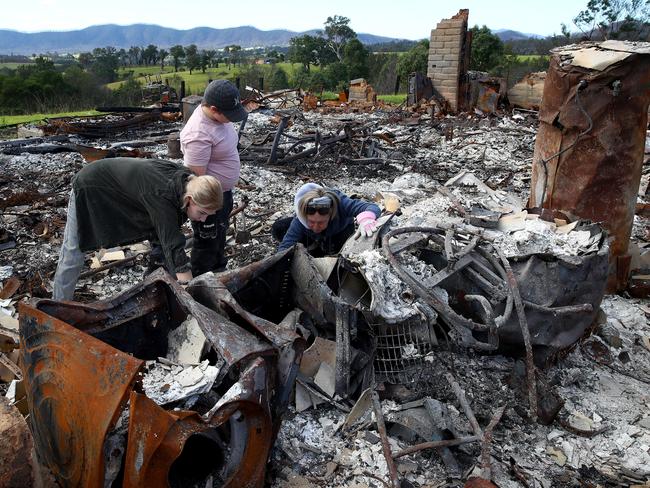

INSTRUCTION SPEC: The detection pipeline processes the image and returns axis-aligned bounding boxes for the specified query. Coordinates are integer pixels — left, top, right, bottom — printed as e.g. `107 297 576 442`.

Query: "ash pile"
1 76 650 487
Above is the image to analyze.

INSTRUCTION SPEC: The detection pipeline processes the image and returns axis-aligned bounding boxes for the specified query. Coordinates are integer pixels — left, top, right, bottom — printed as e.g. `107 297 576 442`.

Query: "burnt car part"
380 224 608 367
19 268 304 488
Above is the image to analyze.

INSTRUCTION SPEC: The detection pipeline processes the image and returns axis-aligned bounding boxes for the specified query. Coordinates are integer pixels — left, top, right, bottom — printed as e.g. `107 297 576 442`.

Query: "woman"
52 157 223 301
274 183 381 256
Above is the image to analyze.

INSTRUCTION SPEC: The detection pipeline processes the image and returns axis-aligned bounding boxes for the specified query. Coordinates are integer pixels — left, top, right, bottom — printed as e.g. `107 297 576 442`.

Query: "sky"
2 0 587 39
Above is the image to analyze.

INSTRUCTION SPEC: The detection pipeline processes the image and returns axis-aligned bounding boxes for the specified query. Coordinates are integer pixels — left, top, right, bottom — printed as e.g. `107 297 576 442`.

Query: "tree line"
1 0 646 116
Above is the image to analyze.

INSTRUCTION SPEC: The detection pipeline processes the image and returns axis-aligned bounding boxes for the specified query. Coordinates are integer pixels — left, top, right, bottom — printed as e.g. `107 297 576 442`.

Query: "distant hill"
0 24 397 55
494 29 544 41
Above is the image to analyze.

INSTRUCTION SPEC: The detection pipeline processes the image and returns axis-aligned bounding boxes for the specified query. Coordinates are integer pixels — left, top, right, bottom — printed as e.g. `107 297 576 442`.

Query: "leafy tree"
314 36 338 66
142 44 159 66
0 57 74 113
238 63 264 89
368 52 399 94
204 49 217 68
343 39 369 80
225 45 242 67
568 0 650 39
199 50 210 73
323 15 357 61
290 65 311 88
62 64 111 108
308 71 328 91
269 67 289 90
185 44 200 74
128 46 141 65
113 77 143 106
90 46 119 83
323 61 349 91
170 45 185 72
117 48 128 67
288 35 319 71
159 49 168 70
396 39 429 82
288 35 336 71
469 26 504 73
77 52 94 69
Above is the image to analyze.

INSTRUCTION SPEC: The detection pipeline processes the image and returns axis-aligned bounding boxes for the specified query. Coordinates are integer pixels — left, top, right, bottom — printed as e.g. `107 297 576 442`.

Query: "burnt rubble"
1 98 649 488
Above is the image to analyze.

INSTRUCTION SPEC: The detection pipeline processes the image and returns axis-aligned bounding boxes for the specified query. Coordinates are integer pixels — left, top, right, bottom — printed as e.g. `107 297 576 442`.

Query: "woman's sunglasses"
306 206 331 215
306 196 332 215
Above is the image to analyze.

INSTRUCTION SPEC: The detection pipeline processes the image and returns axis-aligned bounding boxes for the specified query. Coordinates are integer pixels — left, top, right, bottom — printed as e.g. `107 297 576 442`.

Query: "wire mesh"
371 318 437 385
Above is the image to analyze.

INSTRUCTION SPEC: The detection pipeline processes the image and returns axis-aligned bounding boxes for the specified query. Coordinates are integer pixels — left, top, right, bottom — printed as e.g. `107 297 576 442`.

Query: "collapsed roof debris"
1 35 650 488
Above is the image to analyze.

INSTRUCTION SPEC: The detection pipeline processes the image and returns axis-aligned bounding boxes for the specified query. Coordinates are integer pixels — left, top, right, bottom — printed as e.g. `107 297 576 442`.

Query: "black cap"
203 80 248 122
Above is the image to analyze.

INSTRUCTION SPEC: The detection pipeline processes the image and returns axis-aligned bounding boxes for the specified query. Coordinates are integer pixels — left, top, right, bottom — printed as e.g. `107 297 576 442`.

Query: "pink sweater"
180 106 240 191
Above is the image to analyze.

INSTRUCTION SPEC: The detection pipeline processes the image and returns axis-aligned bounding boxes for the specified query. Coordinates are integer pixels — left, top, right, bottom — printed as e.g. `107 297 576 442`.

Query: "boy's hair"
297 188 340 220
182 175 223 211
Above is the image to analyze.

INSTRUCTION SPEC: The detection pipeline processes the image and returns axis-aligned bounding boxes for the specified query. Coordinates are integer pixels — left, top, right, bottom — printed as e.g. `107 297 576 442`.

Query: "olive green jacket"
73 157 191 274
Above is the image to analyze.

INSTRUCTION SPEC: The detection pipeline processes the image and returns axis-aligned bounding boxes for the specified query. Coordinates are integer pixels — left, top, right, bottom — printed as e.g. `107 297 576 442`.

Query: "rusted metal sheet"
18 301 143 487
529 41 650 290
190 254 306 421
19 268 303 488
507 71 546 110
123 357 273 488
475 79 501 113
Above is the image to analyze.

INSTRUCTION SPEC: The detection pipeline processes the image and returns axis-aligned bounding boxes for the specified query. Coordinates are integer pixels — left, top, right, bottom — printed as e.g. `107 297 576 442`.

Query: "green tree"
170 45 185 72
368 52 399 94
396 39 429 82
288 35 319 71
185 44 200 74
323 15 357 61
308 71 328 91
323 62 349 91
269 67 289 90
204 49 217 68
117 48 128 67
90 46 119 83
469 26 504 73
225 45 242 67
77 52 93 69
343 38 369 80
128 46 141 66
290 65 310 89
159 49 168 70
569 0 650 39
142 44 159 66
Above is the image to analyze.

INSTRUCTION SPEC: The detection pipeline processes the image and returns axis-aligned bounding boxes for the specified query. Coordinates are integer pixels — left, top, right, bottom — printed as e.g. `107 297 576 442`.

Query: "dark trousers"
272 216 355 257
191 190 233 276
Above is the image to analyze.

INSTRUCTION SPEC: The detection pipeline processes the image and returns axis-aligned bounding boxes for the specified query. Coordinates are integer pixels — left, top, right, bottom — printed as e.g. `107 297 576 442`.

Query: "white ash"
141 359 219 406
351 249 419 323
273 406 442 487
104 406 129 488
493 218 600 258
398 194 463 228
81 263 148 300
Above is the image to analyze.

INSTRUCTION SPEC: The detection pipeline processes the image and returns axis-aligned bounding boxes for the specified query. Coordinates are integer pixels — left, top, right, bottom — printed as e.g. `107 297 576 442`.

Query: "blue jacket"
278 183 381 252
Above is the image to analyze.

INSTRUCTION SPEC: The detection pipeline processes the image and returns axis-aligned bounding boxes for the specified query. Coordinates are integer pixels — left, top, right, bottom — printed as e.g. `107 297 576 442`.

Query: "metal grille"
372 319 437 385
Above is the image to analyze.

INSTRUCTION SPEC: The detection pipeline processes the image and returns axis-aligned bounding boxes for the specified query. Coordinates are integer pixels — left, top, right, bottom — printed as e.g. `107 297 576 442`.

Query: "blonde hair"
182 175 223 211
297 188 340 220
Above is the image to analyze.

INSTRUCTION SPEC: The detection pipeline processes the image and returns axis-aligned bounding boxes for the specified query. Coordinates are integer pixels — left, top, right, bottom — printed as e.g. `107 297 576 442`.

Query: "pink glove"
356 211 378 237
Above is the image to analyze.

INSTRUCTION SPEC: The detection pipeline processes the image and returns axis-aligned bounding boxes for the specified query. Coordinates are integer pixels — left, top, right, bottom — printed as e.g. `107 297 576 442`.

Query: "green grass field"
0 110 101 127
112 62 308 95
512 54 550 62
378 94 406 104
0 62 36 69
